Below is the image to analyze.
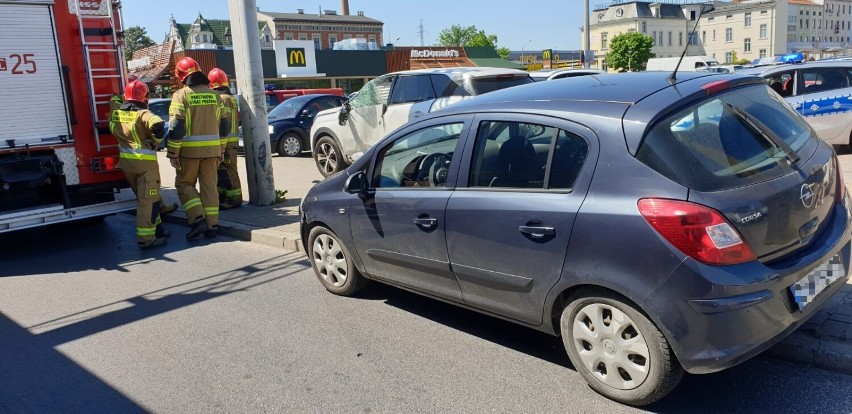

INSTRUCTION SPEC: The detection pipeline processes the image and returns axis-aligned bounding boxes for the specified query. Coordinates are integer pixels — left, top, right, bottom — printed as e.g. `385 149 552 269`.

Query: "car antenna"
668 3 715 85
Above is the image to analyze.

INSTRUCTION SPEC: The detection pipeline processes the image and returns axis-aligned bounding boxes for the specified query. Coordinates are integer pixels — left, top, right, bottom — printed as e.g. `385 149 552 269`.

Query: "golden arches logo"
287 48 306 67
542 49 552 60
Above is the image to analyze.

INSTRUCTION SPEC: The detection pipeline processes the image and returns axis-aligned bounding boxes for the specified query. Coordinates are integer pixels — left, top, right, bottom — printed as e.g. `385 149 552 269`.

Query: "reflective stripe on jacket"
168 85 227 159
109 108 163 165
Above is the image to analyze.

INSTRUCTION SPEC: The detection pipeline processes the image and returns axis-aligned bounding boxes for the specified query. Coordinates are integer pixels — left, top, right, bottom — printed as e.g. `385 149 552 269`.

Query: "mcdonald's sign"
286 48 306 67
542 49 552 61
542 49 553 69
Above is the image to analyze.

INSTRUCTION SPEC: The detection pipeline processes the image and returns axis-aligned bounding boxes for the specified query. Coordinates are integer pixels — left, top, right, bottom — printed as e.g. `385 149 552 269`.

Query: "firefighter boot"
186 219 208 241
204 225 218 239
140 237 168 249
156 224 171 239
160 202 178 216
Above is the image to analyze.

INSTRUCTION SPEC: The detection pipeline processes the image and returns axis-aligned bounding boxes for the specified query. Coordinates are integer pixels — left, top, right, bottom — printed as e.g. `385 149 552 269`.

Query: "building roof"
464 47 525 70
128 40 176 83
788 0 820 6
173 14 268 49
259 11 382 25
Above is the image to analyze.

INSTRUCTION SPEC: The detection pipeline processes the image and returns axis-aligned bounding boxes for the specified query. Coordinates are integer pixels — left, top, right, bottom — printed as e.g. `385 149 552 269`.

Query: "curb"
161 214 304 252
766 331 852 375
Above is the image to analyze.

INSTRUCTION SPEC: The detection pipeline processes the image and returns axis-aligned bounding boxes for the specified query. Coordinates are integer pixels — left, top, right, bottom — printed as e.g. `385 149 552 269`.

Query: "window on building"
642 21 647 33
679 31 683 46
299 34 307 41
668 31 672 46
329 35 337 49
368 35 377 44
744 37 751 53
725 51 733 63
702 31 706 44
652 30 656 44
313 37 320 49
690 10 696 21
602 33 608 50
745 12 752 27
760 23 767 39
285 34 293 40
713 29 716 41
726 14 733 20
759 49 767 58
726 27 733 42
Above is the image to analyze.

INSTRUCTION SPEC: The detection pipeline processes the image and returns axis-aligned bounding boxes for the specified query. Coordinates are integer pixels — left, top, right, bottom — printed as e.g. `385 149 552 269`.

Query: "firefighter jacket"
216 90 240 149
109 102 164 164
167 84 228 159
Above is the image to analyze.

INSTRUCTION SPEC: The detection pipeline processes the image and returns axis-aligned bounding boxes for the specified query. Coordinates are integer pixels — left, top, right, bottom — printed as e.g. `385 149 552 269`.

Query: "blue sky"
123 0 588 51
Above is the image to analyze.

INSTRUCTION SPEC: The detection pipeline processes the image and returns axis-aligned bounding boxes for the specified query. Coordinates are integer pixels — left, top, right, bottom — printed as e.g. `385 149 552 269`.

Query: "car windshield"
267 97 309 119
469 76 534 94
637 83 814 191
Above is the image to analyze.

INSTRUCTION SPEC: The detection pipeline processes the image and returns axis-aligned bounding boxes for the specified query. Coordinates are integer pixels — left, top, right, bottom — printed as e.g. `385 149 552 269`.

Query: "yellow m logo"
542 49 552 61
287 48 306 67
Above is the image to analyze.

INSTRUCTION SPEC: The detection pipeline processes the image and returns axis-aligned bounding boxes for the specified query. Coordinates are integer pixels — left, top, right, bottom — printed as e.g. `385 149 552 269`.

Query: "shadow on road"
357 281 852 412
0 254 307 413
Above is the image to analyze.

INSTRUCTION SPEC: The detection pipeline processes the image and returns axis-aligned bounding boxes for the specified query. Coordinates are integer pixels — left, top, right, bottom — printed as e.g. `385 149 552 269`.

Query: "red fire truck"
0 0 134 233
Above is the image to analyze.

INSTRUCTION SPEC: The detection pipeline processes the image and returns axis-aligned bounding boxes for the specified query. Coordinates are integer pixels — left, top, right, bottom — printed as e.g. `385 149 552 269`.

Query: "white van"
645 56 720 72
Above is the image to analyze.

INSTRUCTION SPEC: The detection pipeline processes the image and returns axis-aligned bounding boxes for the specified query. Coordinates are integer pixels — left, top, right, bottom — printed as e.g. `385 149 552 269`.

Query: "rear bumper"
644 200 852 374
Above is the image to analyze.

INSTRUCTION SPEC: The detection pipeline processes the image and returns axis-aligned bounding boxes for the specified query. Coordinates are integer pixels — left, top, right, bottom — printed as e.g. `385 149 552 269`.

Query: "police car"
739 59 852 147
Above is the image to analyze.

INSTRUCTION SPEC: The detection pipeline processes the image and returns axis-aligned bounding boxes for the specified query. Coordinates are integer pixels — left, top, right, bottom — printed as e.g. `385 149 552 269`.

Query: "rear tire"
277 132 303 157
307 226 368 296
560 290 683 406
314 135 347 177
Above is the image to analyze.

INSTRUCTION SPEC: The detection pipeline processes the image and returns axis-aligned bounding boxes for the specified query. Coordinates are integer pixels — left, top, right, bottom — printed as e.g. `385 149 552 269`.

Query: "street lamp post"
521 39 533 67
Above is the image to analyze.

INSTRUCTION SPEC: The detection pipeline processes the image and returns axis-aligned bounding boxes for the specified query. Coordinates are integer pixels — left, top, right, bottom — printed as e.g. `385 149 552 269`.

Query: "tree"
437 24 509 59
605 32 654 72
123 26 155 61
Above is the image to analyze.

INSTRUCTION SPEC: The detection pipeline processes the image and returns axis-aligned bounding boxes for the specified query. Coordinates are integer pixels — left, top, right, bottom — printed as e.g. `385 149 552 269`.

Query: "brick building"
258 0 383 50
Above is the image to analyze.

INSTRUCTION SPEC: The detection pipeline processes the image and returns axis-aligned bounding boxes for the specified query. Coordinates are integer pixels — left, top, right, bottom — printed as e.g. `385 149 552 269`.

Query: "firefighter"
208 68 242 209
167 57 230 240
109 81 177 249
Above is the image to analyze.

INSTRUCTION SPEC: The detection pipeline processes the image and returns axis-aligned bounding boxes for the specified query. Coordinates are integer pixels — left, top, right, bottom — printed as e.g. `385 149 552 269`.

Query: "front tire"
307 226 368 296
560 290 683 406
314 135 347 177
277 133 303 157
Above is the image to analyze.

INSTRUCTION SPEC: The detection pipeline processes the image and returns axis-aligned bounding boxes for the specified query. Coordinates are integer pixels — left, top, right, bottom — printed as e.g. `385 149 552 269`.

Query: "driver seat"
495 135 537 188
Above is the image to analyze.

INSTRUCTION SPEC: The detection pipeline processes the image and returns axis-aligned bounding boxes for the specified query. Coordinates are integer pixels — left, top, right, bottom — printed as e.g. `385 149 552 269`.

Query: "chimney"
357 11 364 16
297 8 304 14
341 0 350 15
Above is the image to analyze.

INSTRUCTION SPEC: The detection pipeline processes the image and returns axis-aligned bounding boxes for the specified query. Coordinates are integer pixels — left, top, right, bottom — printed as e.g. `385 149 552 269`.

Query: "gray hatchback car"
299 71 852 405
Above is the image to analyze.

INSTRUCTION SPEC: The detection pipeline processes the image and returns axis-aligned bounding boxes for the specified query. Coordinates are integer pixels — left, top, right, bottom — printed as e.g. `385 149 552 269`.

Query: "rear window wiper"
725 103 800 164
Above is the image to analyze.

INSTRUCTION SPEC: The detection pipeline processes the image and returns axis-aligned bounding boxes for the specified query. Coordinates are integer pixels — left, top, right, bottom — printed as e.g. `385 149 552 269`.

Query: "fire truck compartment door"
0 2 70 150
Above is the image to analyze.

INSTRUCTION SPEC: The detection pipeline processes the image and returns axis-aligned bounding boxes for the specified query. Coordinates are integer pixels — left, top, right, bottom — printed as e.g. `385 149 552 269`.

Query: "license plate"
789 254 846 311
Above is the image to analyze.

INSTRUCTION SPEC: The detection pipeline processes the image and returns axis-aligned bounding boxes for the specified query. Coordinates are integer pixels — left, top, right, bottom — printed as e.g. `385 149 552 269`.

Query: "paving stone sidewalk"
152 153 852 376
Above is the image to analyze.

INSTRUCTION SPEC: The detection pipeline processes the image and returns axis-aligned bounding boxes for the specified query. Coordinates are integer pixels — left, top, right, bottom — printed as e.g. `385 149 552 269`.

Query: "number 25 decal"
9 54 37 74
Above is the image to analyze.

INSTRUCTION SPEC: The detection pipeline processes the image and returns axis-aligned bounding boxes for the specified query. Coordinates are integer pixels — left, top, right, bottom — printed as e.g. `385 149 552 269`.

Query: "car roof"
148 98 170 103
738 61 851 75
389 67 529 80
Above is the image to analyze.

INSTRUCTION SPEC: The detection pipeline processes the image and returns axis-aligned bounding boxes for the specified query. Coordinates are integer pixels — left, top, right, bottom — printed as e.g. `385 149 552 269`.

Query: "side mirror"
344 171 368 195
381 103 388 116
338 104 350 126
301 108 314 118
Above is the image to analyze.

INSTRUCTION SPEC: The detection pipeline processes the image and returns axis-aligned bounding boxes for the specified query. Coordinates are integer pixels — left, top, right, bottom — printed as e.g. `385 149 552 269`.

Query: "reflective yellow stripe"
226 137 240 143
137 227 156 236
183 198 202 210
167 140 182 148
204 207 219 216
181 140 221 148
120 153 157 161
225 189 242 197
147 114 164 129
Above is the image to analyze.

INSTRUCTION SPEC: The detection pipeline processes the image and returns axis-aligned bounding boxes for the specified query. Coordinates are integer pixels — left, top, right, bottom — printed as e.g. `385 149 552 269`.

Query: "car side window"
389 75 437 104
311 97 342 112
800 68 849 94
469 121 557 189
266 94 279 108
148 102 169 119
372 123 463 189
430 74 470 97
349 75 395 109
763 71 795 97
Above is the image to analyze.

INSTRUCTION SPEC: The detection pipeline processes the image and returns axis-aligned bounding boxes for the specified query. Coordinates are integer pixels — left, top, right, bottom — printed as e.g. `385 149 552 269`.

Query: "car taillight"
91 155 120 173
835 154 846 203
638 198 755 265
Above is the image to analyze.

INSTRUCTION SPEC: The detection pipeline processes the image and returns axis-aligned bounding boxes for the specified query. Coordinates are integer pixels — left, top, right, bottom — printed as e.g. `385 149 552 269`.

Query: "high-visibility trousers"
120 160 162 245
218 146 242 205
175 157 220 228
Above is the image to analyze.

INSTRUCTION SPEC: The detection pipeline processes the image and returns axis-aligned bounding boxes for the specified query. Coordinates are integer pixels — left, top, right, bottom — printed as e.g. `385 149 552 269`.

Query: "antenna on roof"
668 3 714 85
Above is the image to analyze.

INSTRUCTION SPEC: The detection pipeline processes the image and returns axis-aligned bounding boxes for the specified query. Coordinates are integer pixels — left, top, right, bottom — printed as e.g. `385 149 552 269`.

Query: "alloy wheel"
316 142 338 175
572 303 651 390
312 233 348 287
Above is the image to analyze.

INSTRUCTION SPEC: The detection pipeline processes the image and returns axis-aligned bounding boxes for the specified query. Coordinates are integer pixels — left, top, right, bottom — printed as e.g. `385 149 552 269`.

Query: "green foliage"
274 189 288 204
605 32 655 72
496 47 510 60
730 51 750 65
124 26 155 61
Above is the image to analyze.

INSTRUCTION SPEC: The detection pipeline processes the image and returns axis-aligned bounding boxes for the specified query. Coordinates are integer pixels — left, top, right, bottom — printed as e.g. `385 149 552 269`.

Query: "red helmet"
208 68 229 89
175 56 201 83
123 80 149 104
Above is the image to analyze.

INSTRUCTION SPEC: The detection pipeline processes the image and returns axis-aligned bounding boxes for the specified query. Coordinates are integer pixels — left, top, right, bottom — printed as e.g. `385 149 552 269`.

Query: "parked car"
147 98 171 150
528 68 605 81
265 88 345 111
299 71 852 406
740 61 852 147
309 67 533 177
267 94 346 156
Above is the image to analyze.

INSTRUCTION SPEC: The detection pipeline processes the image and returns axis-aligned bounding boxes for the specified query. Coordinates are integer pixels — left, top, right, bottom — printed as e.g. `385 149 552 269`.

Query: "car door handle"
519 225 555 238
412 111 424 118
413 217 437 228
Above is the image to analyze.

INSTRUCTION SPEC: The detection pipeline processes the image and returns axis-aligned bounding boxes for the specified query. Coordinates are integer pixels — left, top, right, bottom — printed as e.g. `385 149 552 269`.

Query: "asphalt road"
1 214 852 413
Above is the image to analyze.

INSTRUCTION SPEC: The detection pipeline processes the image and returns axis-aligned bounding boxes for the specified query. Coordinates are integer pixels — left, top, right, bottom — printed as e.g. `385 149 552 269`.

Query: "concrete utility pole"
584 0 591 68
228 0 275 205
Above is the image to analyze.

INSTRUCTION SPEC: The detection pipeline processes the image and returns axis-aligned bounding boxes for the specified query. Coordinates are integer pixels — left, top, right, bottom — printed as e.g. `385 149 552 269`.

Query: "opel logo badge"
801 184 815 208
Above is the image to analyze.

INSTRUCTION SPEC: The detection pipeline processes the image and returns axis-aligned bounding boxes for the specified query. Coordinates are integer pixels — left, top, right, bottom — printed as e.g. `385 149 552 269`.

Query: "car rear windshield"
637 84 814 191
469 76 534 94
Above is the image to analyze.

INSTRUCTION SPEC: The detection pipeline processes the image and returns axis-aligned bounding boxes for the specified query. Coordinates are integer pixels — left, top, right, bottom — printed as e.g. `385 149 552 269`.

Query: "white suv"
309 67 533 177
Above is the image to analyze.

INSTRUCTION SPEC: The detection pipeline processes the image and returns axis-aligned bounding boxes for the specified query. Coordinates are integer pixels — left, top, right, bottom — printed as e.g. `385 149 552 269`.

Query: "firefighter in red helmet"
167 57 230 240
109 80 178 249
208 68 242 209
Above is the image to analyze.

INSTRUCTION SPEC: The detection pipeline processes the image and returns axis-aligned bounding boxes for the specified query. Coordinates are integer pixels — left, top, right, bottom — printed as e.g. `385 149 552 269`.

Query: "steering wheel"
417 153 451 186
